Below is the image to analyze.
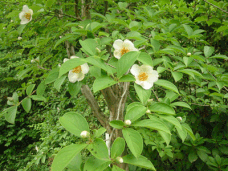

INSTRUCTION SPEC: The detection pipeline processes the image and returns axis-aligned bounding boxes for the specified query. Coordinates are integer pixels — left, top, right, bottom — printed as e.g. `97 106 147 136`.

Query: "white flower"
19 5 33 24
18 37 22 40
124 120 131 126
130 64 159 90
59 36 62 39
113 39 138 59
63 56 89 83
58 63 61 67
116 157 124 163
80 130 90 138
146 109 151 114
11 20 13 22
187 52 191 56
177 117 182 121
35 146 39 152
31 59 35 63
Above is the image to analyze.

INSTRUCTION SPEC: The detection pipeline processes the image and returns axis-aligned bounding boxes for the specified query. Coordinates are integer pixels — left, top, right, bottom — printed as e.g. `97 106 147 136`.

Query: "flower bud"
146 109 151 114
18 37 22 40
11 20 13 22
58 63 61 67
35 146 39 152
124 120 131 126
31 59 35 63
116 157 124 163
59 36 62 39
80 131 90 138
177 117 182 121
187 52 191 56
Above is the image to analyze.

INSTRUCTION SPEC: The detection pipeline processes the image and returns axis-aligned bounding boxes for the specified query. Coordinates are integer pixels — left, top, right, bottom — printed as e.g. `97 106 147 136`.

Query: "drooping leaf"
79 39 97 56
137 52 153 66
159 115 182 130
155 79 179 94
21 98 32 113
5 106 17 124
182 123 195 141
124 105 147 122
54 75 66 92
111 137 125 159
37 81 46 96
158 130 171 145
149 102 175 115
68 82 82 97
93 76 117 93
45 68 60 84
204 46 214 58
109 120 124 129
134 84 151 105
88 138 109 160
26 84 35 95
83 157 111 171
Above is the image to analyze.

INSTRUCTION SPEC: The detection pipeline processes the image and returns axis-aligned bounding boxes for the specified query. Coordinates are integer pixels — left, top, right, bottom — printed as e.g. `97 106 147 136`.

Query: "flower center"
72 66 82 73
138 72 148 81
120 47 130 56
25 13 31 20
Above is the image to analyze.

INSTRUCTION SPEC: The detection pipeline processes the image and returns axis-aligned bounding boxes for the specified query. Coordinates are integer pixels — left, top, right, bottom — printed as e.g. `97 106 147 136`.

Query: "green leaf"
118 74 135 82
171 71 183 82
45 68 59 84
155 79 179 94
134 84 151 105
183 24 193 36
149 102 175 115
117 51 139 78
59 58 86 77
112 165 125 171
5 106 17 124
137 52 153 66
26 84 35 95
12 92 19 103
37 81 46 96
118 2 128 9
159 115 182 130
17 67 33 80
176 125 187 142
111 137 125 159
123 154 156 170
84 157 111 171
125 105 147 122
66 154 82 171
183 57 193 67
188 150 198 163
93 128 106 138
122 128 143 158
109 120 124 129
59 112 89 137
52 144 87 171
150 39 160 52
88 138 109 160
171 102 191 109
126 102 143 113
158 130 171 145
204 46 214 58
89 66 101 78
68 82 82 97
54 75 66 92
210 55 228 60
93 76 117 93
30 95 46 102
182 123 195 141
133 117 171 134
197 150 208 162
46 0 56 8
54 35 79 49
79 39 97 56
22 98 32 113
129 21 141 31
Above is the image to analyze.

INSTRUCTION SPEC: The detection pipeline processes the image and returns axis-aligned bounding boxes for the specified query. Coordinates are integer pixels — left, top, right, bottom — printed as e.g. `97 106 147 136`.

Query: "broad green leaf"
117 51 139 78
122 128 143 158
183 24 193 36
129 21 141 31
79 39 97 56
118 2 128 9
224 93 228 98
88 138 109 160
159 115 182 130
155 79 179 94
123 154 156 170
157 67 166 73
84 157 111 171
188 150 198 163
197 150 208 162
12 92 19 103
16 67 33 80
30 95 46 102
216 25 228 32
21 98 32 113
5 106 17 124
210 55 228 60
176 125 187 142
111 137 125 159
26 84 35 95
182 123 195 141
183 57 193 67
68 82 82 97
89 66 101 78
133 117 171 134
171 102 191 109
150 39 160 52
137 52 153 66
45 68 59 84
54 35 80 49
118 74 135 82
158 130 171 145
37 81 46 96
204 46 214 58
66 154 82 171
171 71 183 82
59 58 86 77
134 84 151 105
109 120 124 129
149 102 175 115
125 105 147 122
93 76 117 93
93 128 106 138
59 112 89 137
126 102 143 113
46 0 56 8
54 75 66 92
52 144 87 171
112 165 125 171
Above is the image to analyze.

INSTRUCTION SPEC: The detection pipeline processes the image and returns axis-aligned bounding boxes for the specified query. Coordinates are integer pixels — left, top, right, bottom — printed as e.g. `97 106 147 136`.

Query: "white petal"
148 72 159 83
130 64 140 76
63 58 69 63
70 56 79 59
140 81 153 90
23 5 29 12
81 63 89 74
20 19 29 25
114 50 121 59
139 65 153 74
29 9 33 15
19 12 24 20
123 39 135 49
68 71 84 83
113 39 123 50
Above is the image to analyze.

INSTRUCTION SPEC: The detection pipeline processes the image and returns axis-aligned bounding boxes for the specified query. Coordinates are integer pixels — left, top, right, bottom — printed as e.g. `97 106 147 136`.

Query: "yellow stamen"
72 66 82 73
138 72 148 81
25 13 31 20
120 47 130 56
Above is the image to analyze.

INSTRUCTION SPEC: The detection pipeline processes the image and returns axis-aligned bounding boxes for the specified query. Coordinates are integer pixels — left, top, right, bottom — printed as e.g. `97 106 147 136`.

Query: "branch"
203 0 228 14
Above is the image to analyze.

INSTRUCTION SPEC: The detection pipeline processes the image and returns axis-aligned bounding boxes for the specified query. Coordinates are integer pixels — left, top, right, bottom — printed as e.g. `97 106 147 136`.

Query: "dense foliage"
0 0 228 170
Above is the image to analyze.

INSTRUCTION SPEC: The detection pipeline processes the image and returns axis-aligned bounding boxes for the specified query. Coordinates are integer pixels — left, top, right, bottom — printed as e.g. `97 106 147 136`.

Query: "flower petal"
114 50 121 59
29 9 33 15
20 19 29 25
139 65 153 74
113 39 123 50
70 56 79 59
23 5 29 12
123 39 135 50
148 72 159 83
140 81 153 90
19 12 24 20
63 58 69 63
81 63 89 74
130 64 140 76
68 71 84 83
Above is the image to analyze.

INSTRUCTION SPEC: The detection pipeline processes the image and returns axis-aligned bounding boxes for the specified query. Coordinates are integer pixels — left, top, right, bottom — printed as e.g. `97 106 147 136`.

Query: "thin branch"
204 0 228 14
152 89 160 102
37 65 51 71
18 90 36 106
191 103 210 107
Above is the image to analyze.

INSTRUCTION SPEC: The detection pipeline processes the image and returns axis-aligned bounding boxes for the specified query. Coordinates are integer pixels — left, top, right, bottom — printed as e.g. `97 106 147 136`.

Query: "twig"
191 103 210 107
116 82 128 120
203 0 228 14
18 90 36 106
152 89 160 102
